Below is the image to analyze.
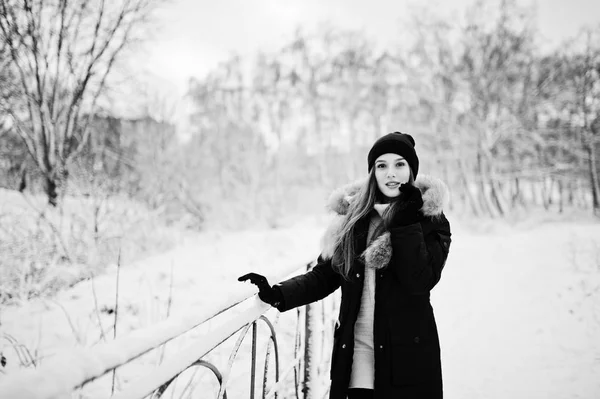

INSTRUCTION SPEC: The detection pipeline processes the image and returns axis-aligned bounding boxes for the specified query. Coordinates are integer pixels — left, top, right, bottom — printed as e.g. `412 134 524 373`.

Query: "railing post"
251 322 258 399
303 263 321 399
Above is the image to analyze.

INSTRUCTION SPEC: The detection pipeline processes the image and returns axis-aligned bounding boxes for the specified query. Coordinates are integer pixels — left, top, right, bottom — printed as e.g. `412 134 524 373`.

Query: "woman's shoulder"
324 178 366 215
320 179 367 260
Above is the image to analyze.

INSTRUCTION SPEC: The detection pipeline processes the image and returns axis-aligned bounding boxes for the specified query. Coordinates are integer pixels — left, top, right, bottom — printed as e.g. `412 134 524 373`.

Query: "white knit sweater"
349 204 388 389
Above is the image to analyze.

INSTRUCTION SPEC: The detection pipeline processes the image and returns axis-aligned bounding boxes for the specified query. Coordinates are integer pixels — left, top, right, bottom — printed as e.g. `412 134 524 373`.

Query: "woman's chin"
382 189 400 199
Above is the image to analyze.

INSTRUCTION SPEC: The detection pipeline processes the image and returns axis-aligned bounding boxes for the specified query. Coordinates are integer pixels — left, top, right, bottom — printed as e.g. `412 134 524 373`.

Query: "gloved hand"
390 183 424 226
238 273 283 308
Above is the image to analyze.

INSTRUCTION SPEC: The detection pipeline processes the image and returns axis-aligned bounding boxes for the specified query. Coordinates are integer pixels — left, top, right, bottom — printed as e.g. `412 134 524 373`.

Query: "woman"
239 132 452 399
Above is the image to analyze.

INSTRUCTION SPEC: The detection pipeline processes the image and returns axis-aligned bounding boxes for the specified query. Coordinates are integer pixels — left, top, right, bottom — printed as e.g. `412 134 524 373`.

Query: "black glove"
238 273 283 308
390 183 424 226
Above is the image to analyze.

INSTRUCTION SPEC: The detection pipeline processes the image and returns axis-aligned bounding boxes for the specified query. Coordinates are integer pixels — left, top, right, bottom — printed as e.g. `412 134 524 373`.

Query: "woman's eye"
377 164 386 169
396 162 406 167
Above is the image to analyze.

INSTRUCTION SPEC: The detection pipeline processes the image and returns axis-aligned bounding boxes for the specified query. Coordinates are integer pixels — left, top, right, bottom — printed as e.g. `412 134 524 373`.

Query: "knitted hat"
367 132 419 178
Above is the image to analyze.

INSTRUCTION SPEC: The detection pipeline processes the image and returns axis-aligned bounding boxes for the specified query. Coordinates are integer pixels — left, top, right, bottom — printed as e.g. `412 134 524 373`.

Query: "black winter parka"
276 175 452 399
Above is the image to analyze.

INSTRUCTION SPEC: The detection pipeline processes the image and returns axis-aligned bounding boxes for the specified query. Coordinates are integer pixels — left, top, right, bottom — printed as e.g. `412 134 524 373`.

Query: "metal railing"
0 261 339 399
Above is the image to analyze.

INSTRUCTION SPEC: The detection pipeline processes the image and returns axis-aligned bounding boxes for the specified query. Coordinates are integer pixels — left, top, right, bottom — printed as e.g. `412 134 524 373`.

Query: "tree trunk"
575 178 585 209
541 178 551 210
530 180 539 207
490 177 507 216
44 174 59 207
557 178 564 213
511 176 523 209
476 152 499 217
567 179 575 207
585 143 600 212
459 158 481 216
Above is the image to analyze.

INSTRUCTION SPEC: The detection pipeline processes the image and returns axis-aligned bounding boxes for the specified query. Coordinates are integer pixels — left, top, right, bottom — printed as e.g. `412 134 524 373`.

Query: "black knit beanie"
367 132 419 178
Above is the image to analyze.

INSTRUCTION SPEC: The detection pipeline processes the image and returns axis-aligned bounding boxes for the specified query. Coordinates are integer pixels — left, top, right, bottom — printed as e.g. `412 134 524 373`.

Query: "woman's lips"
386 182 399 188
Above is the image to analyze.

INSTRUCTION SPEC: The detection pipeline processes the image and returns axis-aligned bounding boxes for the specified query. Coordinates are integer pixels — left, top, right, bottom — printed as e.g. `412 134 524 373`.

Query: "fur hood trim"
325 174 448 218
321 174 449 270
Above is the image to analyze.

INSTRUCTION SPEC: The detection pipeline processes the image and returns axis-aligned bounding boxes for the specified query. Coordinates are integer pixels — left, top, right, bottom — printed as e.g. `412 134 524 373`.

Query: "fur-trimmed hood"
321 174 449 270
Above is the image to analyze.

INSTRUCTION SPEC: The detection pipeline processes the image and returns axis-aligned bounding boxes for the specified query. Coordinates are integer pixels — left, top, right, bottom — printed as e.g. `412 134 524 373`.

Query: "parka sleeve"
275 255 342 312
388 213 451 294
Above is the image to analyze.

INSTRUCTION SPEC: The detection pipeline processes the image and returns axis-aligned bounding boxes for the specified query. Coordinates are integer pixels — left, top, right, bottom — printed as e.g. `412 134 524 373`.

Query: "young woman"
239 132 452 399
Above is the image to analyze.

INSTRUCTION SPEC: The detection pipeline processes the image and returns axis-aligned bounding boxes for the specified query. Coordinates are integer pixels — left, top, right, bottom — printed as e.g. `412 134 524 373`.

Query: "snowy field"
434 216 600 399
1 212 599 398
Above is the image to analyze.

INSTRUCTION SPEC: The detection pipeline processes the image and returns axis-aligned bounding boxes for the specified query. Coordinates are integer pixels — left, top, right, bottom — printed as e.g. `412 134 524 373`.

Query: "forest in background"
1 0 599 303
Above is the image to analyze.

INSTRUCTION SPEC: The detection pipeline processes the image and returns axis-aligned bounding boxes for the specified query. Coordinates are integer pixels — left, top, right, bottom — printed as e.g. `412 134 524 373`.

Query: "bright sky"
143 0 600 93
117 0 599 125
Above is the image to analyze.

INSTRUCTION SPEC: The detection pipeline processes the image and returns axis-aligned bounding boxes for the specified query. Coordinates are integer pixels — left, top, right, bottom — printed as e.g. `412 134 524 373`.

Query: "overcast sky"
115 0 599 123
143 0 599 92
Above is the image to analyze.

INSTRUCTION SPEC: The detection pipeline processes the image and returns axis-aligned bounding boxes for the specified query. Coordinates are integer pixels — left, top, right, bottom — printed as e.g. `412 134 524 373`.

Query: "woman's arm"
388 214 451 294
276 255 342 311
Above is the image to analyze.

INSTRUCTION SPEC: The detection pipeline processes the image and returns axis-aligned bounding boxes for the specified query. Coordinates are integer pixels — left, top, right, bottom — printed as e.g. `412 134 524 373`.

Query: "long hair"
332 167 415 280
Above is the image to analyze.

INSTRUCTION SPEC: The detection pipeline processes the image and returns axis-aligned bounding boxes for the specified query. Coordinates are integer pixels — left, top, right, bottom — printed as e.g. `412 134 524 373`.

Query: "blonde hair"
332 167 415 280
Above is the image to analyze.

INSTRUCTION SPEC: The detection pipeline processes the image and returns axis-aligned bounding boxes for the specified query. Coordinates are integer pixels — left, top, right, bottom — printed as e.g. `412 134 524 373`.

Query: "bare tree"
541 27 600 214
458 0 538 217
284 29 338 187
571 28 600 213
0 0 160 205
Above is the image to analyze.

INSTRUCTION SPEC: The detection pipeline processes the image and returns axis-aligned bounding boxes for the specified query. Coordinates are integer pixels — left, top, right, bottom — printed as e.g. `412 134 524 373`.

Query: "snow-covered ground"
435 216 600 399
1 213 599 398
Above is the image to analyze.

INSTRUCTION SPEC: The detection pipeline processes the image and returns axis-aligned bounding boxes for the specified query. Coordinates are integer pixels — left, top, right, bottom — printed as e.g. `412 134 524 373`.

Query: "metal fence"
0 261 339 399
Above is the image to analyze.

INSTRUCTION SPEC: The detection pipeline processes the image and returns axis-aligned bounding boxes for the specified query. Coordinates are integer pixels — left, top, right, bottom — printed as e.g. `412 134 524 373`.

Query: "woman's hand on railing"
238 273 284 308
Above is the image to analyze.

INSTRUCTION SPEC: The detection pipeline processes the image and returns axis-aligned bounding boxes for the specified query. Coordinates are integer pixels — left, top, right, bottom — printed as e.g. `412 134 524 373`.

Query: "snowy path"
1 216 599 398
434 220 600 399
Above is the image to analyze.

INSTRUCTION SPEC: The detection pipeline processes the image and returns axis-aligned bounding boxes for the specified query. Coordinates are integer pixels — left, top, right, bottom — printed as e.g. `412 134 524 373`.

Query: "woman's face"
374 153 411 199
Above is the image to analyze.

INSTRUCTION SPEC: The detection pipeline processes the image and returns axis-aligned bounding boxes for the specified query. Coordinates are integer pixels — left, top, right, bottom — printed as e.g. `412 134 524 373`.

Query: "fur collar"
321 174 449 270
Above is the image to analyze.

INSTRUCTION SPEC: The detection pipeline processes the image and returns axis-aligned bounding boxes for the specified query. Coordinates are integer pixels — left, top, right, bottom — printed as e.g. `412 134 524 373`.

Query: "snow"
1 213 599 398
434 217 600 399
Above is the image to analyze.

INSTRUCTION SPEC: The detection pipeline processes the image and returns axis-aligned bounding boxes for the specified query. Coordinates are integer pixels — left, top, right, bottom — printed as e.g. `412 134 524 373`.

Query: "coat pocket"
391 338 437 386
